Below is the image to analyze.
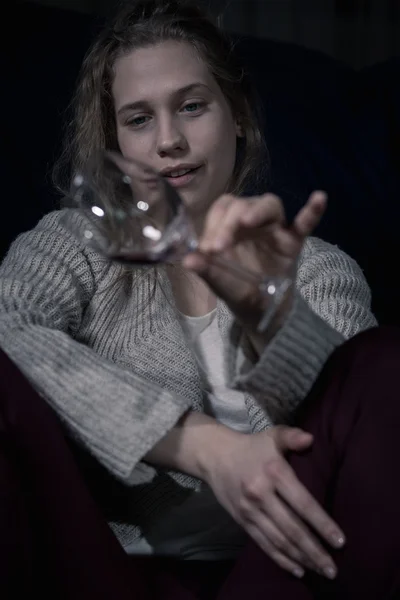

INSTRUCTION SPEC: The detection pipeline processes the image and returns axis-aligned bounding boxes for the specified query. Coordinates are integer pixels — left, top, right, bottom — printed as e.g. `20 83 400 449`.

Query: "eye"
182 102 205 114
126 115 151 128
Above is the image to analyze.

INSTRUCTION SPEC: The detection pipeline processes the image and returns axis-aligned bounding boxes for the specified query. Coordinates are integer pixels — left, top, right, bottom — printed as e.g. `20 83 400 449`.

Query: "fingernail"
323 566 337 580
293 567 304 578
331 533 346 548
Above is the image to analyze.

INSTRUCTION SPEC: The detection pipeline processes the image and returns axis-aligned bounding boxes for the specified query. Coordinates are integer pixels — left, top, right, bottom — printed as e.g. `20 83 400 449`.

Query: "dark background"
20 0 400 68
4 0 400 324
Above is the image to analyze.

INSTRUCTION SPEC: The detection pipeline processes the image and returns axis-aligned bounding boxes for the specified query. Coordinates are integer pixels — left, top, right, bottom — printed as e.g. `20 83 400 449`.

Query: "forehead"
112 40 216 107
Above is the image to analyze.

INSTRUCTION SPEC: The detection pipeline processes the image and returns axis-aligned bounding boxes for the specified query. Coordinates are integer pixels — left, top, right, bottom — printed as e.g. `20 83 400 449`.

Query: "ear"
235 119 245 138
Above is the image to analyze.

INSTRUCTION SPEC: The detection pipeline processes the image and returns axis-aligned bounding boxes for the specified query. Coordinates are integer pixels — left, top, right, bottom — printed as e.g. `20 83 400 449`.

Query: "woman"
1 1 395 599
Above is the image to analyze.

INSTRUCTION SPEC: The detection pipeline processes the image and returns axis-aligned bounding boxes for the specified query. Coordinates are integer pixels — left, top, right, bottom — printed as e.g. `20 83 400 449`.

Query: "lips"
166 168 194 178
162 165 202 188
161 163 201 176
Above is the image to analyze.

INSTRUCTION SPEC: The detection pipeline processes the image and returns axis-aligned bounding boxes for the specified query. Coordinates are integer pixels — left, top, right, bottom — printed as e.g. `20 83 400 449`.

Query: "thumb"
183 252 233 299
272 426 313 452
182 251 210 276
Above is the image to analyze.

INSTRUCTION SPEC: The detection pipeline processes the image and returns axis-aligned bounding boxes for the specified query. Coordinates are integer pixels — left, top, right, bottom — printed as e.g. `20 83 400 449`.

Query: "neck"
166 265 216 317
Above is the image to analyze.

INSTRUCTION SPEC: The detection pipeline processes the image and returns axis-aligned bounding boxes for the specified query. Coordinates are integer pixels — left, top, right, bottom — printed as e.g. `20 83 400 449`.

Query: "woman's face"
112 40 242 219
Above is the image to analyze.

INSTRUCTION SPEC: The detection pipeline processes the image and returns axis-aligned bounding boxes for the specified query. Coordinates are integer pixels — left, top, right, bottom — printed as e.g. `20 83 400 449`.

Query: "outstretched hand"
183 191 327 335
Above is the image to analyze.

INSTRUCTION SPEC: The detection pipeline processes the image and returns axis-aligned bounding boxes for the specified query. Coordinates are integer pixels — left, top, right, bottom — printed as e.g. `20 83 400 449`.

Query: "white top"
180 309 252 434
125 309 251 559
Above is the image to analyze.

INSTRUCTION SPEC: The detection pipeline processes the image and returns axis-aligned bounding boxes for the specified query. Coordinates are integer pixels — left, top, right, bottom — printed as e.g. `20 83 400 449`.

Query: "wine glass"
60 151 292 332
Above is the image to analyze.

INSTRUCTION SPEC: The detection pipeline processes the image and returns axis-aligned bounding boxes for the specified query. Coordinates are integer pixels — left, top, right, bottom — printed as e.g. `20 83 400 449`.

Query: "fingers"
246 522 306 578
242 491 334 577
243 432 344 578
246 512 314 573
240 193 286 228
242 462 339 577
291 191 327 239
199 193 285 252
203 197 249 252
182 251 209 274
198 190 326 261
200 194 237 252
272 426 314 452
266 494 337 578
276 463 346 551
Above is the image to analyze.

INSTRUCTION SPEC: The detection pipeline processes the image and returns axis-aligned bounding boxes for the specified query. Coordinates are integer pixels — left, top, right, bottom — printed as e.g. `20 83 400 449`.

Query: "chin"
183 194 214 218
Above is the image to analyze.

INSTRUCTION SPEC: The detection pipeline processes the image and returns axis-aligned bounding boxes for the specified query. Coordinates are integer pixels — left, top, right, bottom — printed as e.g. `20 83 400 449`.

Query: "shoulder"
0 211 129 310
298 235 366 281
6 209 82 255
300 236 355 263
2 209 111 279
1 209 148 300
296 236 377 335
16 209 96 255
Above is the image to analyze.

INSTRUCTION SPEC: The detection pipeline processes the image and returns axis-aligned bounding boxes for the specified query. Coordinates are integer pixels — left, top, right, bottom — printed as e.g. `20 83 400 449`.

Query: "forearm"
144 410 239 481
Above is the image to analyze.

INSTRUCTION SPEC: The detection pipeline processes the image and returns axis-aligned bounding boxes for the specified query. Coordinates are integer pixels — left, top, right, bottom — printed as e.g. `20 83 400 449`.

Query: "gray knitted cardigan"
0 211 377 546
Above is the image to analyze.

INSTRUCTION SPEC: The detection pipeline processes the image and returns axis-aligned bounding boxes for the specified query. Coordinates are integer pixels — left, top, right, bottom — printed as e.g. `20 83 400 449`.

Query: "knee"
342 324 400 352
301 326 400 431
331 325 400 375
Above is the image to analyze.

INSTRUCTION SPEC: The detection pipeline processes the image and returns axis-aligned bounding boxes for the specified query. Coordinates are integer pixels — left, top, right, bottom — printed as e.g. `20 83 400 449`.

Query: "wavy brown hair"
53 0 267 196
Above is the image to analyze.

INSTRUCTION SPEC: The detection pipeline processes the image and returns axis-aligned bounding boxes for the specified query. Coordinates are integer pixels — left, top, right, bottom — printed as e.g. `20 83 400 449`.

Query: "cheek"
191 119 237 200
210 121 237 179
116 126 150 160
192 113 237 165
116 127 131 156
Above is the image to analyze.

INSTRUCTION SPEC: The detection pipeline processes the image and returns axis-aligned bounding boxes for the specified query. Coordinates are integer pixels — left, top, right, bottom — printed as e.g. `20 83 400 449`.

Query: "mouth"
161 165 202 188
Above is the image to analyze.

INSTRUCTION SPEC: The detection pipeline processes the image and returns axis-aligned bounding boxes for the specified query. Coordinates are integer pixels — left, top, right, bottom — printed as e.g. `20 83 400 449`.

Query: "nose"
156 116 188 157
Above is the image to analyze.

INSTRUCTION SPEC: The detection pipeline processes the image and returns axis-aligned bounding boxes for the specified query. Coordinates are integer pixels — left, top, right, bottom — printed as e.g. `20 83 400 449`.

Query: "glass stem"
204 253 292 333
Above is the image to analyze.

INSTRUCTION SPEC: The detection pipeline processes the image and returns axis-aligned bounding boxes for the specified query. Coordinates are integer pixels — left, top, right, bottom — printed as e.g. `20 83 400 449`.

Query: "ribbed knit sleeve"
0 212 191 484
229 237 377 423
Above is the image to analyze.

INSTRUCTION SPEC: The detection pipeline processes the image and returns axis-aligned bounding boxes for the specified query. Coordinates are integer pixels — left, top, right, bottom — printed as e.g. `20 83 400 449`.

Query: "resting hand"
204 425 345 579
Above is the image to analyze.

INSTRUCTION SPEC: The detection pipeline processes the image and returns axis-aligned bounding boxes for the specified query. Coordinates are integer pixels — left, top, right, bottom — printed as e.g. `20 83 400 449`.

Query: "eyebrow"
117 82 213 115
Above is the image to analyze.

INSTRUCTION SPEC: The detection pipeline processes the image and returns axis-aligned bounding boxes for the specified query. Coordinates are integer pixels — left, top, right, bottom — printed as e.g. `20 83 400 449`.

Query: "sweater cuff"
124 388 192 485
228 293 345 420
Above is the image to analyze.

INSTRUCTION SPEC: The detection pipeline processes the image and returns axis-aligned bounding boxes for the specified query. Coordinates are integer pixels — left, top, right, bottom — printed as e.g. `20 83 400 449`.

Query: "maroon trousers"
1 326 400 599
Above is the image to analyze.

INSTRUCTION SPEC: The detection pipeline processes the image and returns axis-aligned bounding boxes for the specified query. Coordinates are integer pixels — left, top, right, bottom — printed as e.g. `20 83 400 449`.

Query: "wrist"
195 417 243 484
245 287 294 355
145 411 241 482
